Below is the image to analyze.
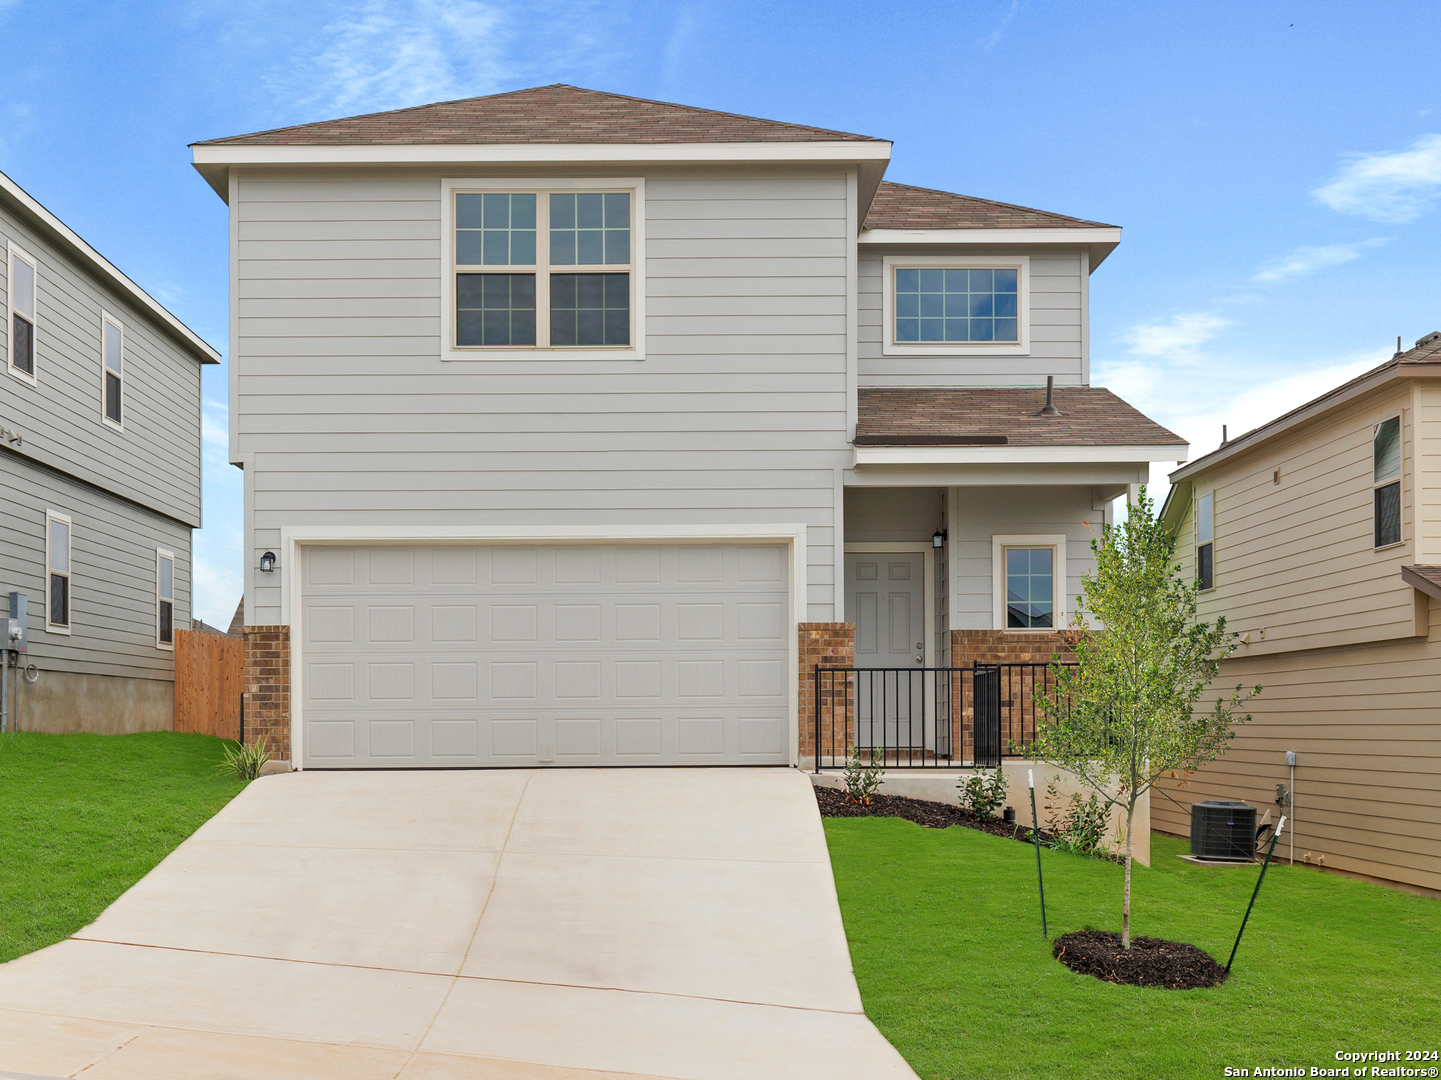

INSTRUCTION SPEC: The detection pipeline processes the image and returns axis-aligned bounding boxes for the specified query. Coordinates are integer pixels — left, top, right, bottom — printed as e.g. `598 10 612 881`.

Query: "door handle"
915 655 923 664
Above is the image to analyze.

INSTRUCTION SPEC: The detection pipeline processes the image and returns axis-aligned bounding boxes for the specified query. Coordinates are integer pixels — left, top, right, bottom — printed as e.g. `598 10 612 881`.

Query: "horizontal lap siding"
0 452 189 679
1152 626 1441 893
1179 385 1419 653
857 250 1082 387
0 206 201 526
236 169 852 624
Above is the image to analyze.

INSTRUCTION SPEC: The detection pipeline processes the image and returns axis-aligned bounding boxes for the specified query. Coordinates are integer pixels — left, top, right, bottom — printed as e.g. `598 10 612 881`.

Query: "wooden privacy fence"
174 629 242 741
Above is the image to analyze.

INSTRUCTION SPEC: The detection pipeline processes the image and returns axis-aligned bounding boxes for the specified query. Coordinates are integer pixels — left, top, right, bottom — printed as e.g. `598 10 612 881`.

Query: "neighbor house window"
1196 492 1215 590
102 314 123 427
895 267 1018 343
8 243 37 382
156 549 174 648
1005 547 1054 628
452 188 633 350
1374 416 1401 547
46 509 71 633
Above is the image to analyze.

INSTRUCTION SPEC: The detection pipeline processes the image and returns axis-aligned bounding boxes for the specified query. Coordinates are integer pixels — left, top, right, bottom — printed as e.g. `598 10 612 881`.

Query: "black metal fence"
812 663 1072 771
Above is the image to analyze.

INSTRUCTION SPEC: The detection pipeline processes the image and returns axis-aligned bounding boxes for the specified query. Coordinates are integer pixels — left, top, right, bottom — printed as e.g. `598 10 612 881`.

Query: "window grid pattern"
1374 417 1402 547
1005 547 1053 628
453 190 632 349
895 267 1018 343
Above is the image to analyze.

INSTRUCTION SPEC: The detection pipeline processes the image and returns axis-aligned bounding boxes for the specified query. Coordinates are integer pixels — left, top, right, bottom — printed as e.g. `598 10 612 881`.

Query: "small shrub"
842 744 885 804
1045 779 1109 855
958 763 1008 823
216 737 270 782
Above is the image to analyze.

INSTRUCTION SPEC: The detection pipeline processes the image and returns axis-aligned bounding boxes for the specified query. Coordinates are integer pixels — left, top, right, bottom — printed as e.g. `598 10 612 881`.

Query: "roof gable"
194 84 885 147
863 181 1115 231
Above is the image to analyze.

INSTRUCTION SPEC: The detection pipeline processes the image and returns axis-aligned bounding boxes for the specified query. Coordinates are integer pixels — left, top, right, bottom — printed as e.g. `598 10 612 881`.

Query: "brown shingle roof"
194 84 885 147
862 181 1115 231
1402 565 1441 601
857 387 1185 447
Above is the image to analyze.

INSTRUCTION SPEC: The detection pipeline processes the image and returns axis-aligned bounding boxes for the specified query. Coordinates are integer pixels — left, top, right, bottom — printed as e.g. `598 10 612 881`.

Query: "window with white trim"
451 187 634 350
1196 492 1214 590
156 549 174 648
8 243 37 382
883 254 1030 356
46 509 71 633
1374 416 1401 548
1004 546 1055 628
102 313 123 427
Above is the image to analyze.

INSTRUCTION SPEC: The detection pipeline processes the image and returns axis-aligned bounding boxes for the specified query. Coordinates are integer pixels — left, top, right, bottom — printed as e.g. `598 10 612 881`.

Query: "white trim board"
860 227 1121 246
854 445 1189 466
880 254 1030 357
277 523 809 771
844 542 936 669
991 533 1067 632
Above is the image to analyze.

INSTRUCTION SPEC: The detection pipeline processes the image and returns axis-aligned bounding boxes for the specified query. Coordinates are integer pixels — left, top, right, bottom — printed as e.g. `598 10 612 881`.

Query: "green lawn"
826 817 1440 1080
0 731 246 965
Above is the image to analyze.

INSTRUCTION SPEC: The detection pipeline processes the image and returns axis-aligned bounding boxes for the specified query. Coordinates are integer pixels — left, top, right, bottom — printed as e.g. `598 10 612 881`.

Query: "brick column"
243 626 291 761
798 622 854 766
951 630 1074 761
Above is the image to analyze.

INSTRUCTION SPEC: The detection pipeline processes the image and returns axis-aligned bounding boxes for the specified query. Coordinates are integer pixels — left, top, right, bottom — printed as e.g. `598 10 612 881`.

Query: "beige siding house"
1158 332 1441 895
191 85 1183 790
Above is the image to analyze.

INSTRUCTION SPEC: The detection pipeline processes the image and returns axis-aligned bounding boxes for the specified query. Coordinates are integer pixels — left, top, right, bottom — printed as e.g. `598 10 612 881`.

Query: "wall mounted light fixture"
259 551 276 573
932 529 947 549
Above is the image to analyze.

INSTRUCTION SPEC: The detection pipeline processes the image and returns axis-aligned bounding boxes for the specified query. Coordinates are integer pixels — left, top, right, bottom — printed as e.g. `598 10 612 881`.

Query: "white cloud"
1122 311 1229 359
1312 133 1441 223
276 0 512 115
1251 238 1390 284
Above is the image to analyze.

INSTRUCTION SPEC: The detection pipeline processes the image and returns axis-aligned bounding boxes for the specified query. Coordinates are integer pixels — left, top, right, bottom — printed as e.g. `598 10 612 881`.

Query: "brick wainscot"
243 625 291 760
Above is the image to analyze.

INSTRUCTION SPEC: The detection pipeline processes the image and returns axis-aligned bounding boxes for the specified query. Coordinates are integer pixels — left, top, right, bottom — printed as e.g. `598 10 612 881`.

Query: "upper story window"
102 313 123 428
1374 416 1401 548
7 243 37 383
156 549 174 649
882 255 1030 356
46 509 71 633
1196 492 1215 590
449 185 635 352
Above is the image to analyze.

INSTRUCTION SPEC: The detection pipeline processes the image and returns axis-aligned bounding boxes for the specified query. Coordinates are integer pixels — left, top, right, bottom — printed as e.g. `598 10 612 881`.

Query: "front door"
844 551 925 749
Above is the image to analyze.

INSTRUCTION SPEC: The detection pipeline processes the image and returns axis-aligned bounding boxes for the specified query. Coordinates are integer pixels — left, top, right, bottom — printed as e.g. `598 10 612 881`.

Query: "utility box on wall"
6 592 25 653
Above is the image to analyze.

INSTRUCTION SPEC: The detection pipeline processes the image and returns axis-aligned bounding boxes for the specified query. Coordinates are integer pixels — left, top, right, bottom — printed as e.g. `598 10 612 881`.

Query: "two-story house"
192 85 1186 772
1158 332 1441 896
0 169 220 732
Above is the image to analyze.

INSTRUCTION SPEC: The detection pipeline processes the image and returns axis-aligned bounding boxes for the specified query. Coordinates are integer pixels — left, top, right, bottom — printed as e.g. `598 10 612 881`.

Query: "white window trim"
1373 414 1404 551
156 548 175 650
991 533 1065 632
440 177 646 362
881 253 1030 357
7 241 38 386
1196 490 1216 590
45 508 72 635
101 310 124 431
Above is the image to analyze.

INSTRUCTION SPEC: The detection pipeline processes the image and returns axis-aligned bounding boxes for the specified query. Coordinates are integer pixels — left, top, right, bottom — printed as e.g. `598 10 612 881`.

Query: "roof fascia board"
1159 479 1193 536
1168 363 1441 483
853 444 1188 467
859 226 1120 268
0 171 221 365
192 140 893 168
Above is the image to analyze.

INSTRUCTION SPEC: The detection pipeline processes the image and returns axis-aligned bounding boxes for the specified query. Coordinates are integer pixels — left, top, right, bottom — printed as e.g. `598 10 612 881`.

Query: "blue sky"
3 0 1439 626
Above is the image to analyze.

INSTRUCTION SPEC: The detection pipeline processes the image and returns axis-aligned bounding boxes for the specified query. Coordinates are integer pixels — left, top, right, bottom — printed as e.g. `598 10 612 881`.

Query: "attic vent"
1416 331 1441 348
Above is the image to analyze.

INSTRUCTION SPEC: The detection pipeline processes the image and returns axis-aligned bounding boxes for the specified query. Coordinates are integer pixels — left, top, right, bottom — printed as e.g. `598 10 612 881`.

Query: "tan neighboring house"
1157 331 1441 896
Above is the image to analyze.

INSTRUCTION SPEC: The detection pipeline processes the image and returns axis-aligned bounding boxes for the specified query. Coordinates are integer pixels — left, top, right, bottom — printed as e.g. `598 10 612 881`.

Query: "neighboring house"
0 170 221 732
1157 332 1441 896
191 84 1186 771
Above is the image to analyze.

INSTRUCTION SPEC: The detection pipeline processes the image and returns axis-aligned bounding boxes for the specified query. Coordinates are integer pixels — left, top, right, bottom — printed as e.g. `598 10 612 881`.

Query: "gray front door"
844 551 925 749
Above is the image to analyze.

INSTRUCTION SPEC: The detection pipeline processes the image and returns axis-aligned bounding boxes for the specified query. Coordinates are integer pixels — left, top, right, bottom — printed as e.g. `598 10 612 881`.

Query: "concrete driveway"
0 768 917 1079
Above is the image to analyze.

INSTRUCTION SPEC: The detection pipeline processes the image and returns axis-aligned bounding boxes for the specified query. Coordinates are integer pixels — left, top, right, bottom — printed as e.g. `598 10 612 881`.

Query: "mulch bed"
1052 930 1228 989
813 785 1043 845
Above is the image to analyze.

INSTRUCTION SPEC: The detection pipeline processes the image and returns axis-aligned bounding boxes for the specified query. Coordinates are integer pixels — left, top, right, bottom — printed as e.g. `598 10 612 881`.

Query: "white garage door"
298 543 791 768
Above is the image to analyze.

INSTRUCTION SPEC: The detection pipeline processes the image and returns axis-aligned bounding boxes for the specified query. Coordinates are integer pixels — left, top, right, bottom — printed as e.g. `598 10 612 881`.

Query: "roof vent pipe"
1039 376 1060 418
1221 425 1228 446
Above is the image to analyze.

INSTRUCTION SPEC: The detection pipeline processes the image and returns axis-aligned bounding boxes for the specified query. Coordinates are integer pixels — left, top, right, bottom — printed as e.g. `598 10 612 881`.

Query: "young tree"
1032 487 1259 948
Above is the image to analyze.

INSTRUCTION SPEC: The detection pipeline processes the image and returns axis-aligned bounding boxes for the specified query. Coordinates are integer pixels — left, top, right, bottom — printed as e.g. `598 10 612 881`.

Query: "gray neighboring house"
0 170 221 732
192 84 1187 770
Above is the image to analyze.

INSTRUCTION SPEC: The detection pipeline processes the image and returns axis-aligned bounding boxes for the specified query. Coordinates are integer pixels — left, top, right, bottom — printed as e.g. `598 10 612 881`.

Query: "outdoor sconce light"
259 551 276 574
932 529 947 549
